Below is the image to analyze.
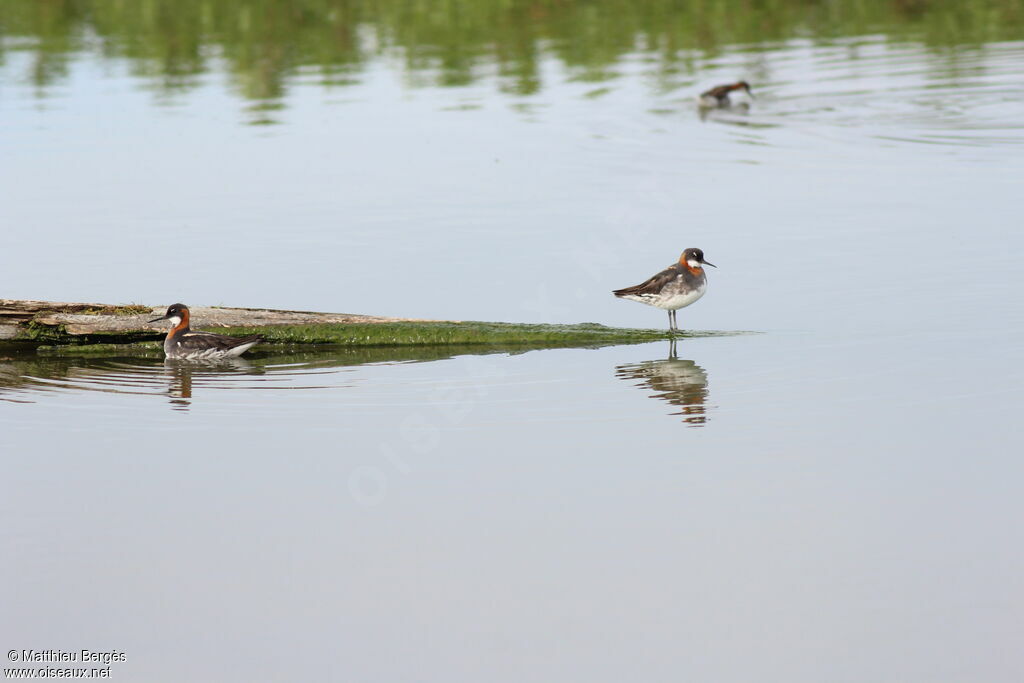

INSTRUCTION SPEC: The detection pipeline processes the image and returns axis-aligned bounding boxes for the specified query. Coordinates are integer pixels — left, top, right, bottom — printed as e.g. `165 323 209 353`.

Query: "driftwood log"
1 299 700 350
0 299 430 340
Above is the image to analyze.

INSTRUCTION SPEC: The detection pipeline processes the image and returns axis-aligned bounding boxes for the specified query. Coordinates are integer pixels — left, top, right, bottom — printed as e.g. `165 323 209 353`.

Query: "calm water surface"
2 2 1023 681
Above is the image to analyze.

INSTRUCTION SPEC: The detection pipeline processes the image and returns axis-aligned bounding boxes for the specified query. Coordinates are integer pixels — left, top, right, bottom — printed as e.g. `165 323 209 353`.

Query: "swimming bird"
149 303 263 360
613 248 716 332
698 81 753 108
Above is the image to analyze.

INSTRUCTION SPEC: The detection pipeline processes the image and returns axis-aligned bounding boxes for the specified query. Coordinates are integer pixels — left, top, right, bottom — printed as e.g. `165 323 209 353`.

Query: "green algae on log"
1 299 435 345
204 321 718 347
1 299 733 349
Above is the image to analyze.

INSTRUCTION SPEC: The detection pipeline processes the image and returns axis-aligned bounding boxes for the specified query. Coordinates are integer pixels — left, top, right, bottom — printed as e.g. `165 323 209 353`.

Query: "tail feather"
224 335 263 357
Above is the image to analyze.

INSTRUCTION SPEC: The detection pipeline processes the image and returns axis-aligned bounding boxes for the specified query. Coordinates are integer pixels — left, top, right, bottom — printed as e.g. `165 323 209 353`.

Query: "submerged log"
0 299 709 349
0 299 434 342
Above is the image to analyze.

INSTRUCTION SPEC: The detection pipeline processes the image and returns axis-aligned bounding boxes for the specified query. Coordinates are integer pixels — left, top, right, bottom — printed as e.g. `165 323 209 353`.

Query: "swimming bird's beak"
702 259 717 268
148 314 168 323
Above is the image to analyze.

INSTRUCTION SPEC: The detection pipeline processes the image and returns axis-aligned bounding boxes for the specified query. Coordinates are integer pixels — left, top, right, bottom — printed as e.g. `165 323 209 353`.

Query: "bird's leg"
667 310 674 331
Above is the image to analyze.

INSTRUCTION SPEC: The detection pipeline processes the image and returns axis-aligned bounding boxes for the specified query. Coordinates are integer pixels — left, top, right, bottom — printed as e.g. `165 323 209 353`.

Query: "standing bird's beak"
148 313 169 323
702 259 717 268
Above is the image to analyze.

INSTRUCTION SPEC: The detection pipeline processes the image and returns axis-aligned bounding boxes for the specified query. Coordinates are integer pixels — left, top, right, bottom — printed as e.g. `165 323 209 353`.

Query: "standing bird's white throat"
149 303 263 360
613 248 716 332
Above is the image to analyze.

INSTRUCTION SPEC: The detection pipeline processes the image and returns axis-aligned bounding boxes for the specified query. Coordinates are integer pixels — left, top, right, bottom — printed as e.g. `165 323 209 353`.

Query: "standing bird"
698 81 753 108
613 248 716 332
149 303 263 360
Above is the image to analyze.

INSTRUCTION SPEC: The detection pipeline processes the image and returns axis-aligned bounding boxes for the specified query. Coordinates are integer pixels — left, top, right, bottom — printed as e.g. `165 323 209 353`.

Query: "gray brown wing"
700 84 730 99
613 264 681 297
180 331 263 352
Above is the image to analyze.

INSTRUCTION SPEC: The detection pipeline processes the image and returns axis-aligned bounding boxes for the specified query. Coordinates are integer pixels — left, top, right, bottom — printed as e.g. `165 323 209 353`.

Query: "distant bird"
698 81 753 108
149 303 262 360
613 248 715 332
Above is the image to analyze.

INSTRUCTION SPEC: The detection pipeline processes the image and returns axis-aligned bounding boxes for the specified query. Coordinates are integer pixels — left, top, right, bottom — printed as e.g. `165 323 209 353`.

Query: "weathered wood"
0 299 126 318
0 299 437 340
0 299 717 349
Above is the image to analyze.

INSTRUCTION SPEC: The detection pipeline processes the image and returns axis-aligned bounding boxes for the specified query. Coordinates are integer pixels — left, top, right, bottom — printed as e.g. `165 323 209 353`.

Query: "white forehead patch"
686 258 702 268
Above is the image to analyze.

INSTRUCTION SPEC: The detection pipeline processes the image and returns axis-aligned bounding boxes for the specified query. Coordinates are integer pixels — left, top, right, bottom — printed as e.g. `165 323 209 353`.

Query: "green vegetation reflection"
2 0 1020 113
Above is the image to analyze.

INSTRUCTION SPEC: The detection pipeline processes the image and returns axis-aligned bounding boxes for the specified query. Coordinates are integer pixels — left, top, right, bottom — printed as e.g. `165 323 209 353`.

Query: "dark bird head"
681 248 716 269
149 303 190 326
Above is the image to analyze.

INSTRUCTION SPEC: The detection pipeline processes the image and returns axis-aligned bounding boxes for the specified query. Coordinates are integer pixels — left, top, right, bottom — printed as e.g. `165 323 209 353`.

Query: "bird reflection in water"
0 345 493 409
697 101 751 123
615 340 710 425
163 358 255 411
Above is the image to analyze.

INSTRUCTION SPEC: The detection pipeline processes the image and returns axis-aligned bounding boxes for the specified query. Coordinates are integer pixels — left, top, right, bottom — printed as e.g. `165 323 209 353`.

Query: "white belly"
623 282 706 310
654 285 706 310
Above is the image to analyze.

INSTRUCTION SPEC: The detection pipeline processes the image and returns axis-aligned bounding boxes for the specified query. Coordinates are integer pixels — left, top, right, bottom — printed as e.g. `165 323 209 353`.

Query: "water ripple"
736 38 1024 149
0 352 377 410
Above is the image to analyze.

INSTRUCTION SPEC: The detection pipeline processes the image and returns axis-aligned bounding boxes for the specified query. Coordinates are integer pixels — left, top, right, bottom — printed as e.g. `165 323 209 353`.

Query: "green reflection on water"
0 343 626 409
2 0 1021 109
